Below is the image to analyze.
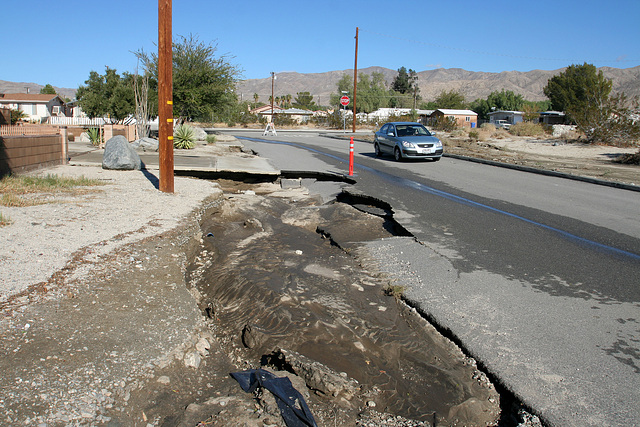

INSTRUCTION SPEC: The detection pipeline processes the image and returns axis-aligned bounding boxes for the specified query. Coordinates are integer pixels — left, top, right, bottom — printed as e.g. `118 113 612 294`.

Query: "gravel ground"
0 164 220 300
0 164 223 425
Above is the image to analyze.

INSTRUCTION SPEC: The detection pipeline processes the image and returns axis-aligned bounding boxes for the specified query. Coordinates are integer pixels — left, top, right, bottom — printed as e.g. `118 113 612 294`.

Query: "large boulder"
131 137 159 152
102 135 142 170
192 126 208 141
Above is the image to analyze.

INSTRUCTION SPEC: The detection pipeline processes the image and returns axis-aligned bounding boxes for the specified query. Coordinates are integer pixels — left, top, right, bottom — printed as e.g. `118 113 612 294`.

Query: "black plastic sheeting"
231 368 318 427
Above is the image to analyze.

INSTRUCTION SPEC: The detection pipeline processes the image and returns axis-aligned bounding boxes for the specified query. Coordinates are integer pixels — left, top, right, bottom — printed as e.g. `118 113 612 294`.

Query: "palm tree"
10 109 28 124
253 93 259 105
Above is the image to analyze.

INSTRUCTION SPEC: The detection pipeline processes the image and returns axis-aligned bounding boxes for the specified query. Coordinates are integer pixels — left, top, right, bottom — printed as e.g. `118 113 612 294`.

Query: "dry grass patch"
0 174 104 207
0 212 11 226
509 122 546 137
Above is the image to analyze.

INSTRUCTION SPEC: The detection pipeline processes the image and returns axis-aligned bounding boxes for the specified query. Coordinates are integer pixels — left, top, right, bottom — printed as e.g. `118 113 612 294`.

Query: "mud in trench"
186 180 500 426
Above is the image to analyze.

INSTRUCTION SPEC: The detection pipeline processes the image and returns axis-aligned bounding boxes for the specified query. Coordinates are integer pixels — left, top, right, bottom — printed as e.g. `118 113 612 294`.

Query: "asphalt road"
228 130 640 426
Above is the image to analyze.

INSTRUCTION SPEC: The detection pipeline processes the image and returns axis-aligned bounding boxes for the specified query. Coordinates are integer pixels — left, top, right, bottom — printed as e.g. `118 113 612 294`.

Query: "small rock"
184 351 201 369
196 337 210 356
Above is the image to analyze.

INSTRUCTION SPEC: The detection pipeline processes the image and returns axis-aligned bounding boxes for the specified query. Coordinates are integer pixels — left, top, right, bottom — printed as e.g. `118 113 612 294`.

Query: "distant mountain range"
236 65 640 106
3 65 639 107
0 81 77 100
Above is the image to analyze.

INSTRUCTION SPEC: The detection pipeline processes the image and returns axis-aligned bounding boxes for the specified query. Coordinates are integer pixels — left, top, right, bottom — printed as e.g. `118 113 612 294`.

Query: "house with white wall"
430 109 478 128
488 110 524 126
367 108 434 124
0 93 67 123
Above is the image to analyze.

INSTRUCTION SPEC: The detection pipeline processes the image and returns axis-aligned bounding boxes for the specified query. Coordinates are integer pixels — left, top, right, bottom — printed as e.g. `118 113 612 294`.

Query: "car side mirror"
430 131 437 136
387 132 395 137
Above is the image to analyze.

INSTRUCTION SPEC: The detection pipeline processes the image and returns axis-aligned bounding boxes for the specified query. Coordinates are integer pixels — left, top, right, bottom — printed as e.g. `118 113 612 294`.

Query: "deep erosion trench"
183 179 500 426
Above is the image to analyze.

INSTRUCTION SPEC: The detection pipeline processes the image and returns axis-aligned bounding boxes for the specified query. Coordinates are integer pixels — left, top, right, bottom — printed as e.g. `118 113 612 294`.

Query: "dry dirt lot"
442 133 640 187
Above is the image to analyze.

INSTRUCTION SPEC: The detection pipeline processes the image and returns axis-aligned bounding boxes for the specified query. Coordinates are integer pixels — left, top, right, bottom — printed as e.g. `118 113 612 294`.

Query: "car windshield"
395 125 430 137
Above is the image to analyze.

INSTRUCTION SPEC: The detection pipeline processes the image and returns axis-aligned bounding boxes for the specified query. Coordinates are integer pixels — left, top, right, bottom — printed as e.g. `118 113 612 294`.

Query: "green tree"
392 66 418 94
543 63 640 144
388 67 420 108
434 90 466 109
136 34 242 122
469 89 526 120
354 72 388 113
292 92 316 110
521 100 552 121
10 109 28 124
332 72 391 113
76 67 135 122
39 84 56 95
543 63 611 118
331 74 353 107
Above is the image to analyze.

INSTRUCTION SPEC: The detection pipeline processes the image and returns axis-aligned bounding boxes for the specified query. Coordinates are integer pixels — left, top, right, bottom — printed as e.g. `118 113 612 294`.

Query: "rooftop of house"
0 93 64 103
435 109 478 116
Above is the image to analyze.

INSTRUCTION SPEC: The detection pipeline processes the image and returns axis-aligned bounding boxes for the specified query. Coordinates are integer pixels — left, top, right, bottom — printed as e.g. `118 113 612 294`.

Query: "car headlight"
401 141 415 148
435 140 442 148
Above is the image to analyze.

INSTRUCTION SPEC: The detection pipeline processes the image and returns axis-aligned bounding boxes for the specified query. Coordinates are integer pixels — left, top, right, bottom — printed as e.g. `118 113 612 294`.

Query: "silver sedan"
374 122 443 161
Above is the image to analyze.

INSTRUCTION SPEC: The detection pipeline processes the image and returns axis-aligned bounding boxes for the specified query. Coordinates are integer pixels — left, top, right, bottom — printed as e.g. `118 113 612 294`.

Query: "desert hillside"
236 65 640 106
2 65 639 107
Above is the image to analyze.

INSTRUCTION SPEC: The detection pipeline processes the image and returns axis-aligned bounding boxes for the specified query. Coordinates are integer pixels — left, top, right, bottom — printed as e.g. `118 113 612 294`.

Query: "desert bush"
616 151 640 165
480 123 496 131
206 134 216 144
509 122 546 137
468 130 480 141
273 115 296 127
384 284 406 300
10 109 27 124
173 124 196 149
491 129 511 139
86 127 103 146
433 115 458 132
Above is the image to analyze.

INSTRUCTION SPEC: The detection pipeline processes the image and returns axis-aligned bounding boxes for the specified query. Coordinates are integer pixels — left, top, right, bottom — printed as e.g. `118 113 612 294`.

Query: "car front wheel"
394 147 403 162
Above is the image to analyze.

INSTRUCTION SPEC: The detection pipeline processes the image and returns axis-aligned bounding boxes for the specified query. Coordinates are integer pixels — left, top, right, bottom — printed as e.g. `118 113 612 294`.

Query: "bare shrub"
509 122 546 137
491 129 511 139
615 151 640 165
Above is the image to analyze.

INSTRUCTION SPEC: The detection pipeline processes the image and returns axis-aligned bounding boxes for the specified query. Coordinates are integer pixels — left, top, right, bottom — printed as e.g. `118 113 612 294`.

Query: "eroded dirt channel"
178 179 501 426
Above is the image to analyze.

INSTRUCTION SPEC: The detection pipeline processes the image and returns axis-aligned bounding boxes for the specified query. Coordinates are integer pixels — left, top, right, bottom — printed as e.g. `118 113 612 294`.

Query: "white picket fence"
0 124 60 136
47 116 109 126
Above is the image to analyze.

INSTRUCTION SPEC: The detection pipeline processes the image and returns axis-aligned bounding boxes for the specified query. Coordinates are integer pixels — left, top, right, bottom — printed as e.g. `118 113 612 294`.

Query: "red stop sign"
340 96 350 106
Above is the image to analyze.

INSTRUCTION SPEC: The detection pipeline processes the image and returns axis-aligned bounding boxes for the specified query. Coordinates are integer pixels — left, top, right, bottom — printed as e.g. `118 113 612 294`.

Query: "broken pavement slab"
68 136 281 176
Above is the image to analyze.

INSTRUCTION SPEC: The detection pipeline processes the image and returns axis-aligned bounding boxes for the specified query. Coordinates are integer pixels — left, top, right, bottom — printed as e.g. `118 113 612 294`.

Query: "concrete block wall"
0 134 66 177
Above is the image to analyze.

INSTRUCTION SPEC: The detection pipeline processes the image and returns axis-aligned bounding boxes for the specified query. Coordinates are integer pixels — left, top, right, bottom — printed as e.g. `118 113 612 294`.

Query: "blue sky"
2 0 639 90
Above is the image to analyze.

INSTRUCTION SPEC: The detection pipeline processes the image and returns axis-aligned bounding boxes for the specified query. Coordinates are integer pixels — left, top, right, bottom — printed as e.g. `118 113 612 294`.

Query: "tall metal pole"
158 0 174 193
352 27 358 133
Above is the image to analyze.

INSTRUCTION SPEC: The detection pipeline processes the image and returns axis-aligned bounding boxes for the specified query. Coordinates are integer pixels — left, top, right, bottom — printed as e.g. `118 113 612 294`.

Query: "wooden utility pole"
352 27 358 133
271 72 275 121
158 0 174 193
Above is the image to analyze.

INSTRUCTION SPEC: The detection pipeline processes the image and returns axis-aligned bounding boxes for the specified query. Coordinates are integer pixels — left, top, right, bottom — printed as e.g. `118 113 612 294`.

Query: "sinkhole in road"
184 178 501 425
